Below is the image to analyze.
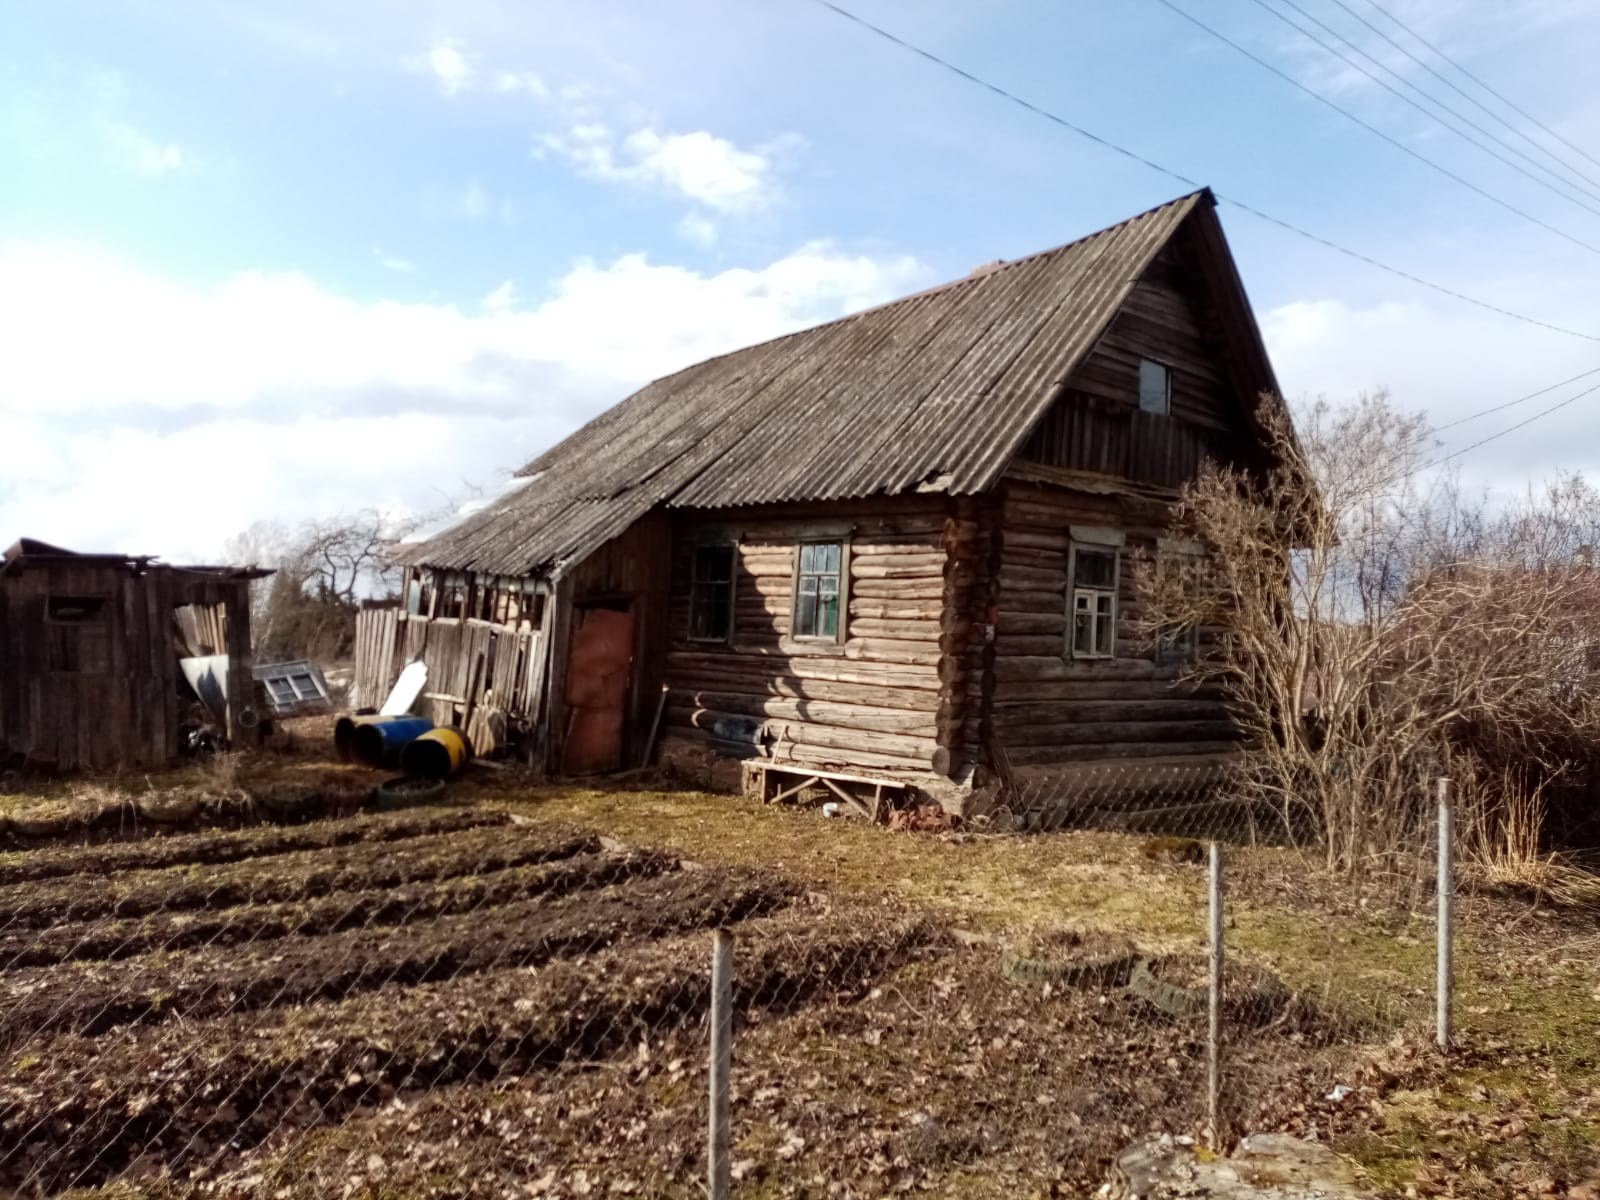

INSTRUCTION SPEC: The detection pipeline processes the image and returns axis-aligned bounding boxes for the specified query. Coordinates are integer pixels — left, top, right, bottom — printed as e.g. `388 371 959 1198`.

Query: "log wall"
661 497 963 779
989 482 1238 767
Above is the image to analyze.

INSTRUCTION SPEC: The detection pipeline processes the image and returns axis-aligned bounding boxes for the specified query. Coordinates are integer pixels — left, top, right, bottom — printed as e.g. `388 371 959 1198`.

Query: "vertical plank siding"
0 562 256 771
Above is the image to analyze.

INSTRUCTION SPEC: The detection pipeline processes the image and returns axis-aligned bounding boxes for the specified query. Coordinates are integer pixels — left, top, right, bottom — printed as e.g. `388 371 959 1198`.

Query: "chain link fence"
0 756 1587 1197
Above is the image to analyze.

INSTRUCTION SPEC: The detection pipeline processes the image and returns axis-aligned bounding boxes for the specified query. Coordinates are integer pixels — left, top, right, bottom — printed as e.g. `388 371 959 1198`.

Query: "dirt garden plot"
0 867 783 1046
0 824 596 929
0 850 675 970
0 908 930 1193
0 806 505 884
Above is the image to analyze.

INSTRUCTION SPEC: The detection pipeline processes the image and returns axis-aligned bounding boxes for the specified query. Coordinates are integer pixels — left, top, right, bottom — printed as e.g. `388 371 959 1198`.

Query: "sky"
3 0 1600 562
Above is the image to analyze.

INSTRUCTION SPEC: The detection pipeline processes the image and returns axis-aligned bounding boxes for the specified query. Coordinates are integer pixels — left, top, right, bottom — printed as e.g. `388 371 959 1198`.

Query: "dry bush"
1138 392 1600 877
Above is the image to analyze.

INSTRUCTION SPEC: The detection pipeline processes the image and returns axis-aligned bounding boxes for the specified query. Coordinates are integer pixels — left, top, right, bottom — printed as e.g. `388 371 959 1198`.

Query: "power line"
1421 377 1600 475
803 0 1600 345
1431 365 1600 434
1149 0 1600 260
1354 0 1600 176
1324 0 1600 195
1246 0 1600 215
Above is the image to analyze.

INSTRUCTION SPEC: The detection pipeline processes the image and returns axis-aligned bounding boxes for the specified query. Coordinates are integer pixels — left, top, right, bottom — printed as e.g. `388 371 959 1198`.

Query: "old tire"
11 804 81 838
1129 956 1292 1025
135 792 202 825
372 776 446 811
258 785 319 821
1002 929 1140 988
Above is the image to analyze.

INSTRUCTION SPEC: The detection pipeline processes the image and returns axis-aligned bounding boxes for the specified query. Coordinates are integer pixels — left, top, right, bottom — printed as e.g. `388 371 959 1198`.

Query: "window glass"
689 543 736 642
794 541 843 639
1068 546 1118 658
1139 359 1171 415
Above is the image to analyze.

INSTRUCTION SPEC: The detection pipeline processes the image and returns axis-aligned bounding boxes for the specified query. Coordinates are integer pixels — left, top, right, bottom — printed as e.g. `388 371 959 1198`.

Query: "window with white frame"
792 541 845 641
689 543 736 643
1068 543 1118 658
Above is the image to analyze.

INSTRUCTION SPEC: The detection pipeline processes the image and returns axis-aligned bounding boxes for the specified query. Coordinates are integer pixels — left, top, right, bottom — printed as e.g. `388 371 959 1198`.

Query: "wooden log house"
0 538 271 771
383 190 1288 813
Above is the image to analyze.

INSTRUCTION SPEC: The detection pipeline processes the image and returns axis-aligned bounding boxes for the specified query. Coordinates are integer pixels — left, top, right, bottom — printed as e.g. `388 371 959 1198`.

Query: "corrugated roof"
402 189 1225 577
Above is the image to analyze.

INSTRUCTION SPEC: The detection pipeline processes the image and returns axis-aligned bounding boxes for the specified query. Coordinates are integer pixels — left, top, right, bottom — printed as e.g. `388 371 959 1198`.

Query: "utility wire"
1420 377 1600 475
1354 0 1600 176
804 0 1600 345
1247 0 1600 214
1325 0 1600 193
1431 365 1600 434
1150 0 1600 260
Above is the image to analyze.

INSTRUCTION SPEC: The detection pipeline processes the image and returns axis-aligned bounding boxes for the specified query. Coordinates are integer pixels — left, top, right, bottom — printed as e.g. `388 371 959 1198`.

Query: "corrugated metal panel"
400 191 1214 578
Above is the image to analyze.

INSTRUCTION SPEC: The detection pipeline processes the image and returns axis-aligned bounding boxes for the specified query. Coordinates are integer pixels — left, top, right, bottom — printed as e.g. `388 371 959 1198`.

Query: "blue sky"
3 0 1599 560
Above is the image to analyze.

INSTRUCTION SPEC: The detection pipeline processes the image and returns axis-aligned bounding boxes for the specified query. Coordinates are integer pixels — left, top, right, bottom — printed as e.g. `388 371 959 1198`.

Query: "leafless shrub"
1137 392 1600 877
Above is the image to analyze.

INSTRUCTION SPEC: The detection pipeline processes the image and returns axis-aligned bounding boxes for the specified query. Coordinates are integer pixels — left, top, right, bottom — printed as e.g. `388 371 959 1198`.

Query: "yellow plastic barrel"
400 726 472 779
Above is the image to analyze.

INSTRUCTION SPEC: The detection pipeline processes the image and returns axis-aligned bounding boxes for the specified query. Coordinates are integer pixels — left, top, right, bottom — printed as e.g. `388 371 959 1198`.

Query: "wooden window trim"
688 541 738 645
1066 539 1119 660
786 538 850 646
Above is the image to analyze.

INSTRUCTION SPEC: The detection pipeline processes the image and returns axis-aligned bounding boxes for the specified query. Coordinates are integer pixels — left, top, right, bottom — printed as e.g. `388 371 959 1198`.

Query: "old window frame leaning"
1066 529 1123 660
1138 357 1172 416
790 540 848 643
688 541 738 644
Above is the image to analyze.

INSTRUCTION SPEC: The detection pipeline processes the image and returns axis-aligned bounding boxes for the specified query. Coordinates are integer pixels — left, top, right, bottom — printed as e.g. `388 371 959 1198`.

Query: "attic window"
1139 359 1171 416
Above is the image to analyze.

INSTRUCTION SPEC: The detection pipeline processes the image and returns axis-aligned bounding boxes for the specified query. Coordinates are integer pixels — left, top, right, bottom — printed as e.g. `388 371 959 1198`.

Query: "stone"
1105 1132 1371 1199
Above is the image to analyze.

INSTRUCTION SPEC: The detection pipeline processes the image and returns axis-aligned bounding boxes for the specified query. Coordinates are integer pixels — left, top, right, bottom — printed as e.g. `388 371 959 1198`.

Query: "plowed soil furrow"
0 908 930 1194
0 868 778 1047
0 807 510 886
0 826 596 931
0 851 675 970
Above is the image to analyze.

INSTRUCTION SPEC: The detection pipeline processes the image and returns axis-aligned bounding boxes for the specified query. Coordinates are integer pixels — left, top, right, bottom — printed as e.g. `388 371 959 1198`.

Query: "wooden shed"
372 189 1289 813
0 538 270 771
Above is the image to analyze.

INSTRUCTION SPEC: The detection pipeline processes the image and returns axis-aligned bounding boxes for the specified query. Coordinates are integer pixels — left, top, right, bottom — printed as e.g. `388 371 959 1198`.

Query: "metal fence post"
1436 777 1454 1050
709 928 733 1200
1207 840 1224 1148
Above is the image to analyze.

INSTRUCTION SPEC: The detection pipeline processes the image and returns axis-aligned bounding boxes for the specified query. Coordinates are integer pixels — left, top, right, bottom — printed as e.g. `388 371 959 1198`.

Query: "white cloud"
492 69 547 99
372 247 417 274
482 279 517 311
1261 291 1600 495
411 40 474 96
677 212 719 246
540 124 794 214
405 40 546 101
0 241 927 560
99 121 184 178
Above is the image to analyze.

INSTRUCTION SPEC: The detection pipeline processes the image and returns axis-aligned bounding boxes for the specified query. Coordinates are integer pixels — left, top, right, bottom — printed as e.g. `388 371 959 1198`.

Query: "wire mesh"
0 755 1590 1197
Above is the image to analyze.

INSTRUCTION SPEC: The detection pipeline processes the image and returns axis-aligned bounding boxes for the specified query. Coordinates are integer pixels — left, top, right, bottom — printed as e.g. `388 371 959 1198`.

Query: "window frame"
1066 537 1121 660
1138 357 1172 416
789 538 849 645
687 540 738 645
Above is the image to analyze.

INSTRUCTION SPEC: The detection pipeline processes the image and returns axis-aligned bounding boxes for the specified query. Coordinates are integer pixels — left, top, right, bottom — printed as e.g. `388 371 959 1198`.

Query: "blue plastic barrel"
342 714 436 768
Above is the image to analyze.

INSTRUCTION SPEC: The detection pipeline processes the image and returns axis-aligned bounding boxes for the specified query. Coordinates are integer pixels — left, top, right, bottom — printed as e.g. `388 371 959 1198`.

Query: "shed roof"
402 188 1276 577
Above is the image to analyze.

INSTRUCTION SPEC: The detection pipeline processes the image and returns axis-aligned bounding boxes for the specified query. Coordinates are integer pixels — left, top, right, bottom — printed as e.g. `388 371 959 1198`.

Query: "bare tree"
1137 392 1600 876
224 510 416 664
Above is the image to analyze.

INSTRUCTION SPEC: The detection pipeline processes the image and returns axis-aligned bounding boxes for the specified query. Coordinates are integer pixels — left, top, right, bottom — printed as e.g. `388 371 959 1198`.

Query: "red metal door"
562 606 635 775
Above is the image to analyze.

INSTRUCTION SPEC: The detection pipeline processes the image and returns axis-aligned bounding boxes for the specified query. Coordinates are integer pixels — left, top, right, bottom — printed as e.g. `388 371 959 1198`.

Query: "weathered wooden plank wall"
351 607 543 736
0 562 253 770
